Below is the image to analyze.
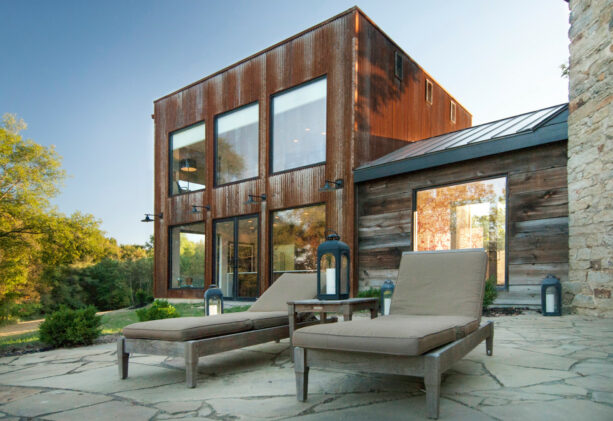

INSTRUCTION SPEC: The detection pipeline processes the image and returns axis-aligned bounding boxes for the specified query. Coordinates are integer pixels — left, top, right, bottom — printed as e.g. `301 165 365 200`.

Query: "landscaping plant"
39 306 101 347
136 299 180 321
483 276 498 309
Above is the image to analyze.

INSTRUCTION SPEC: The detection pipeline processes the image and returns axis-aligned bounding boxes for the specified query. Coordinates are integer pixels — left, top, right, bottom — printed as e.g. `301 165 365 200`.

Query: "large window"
271 77 327 173
169 223 205 289
170 122 206 195
271 204 326 283
215 103 259 185
414 177 507 286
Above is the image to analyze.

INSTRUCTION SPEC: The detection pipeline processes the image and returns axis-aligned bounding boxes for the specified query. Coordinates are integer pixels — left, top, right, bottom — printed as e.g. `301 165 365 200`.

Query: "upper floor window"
169 122 206 195
271 77 327 173
425 79 433 104
450 101 457 123
215 103 259 186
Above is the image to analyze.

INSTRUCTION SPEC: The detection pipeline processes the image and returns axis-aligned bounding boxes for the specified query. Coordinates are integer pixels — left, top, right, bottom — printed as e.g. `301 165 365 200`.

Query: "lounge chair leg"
117 337 129 379
185 343 198 388
425 355 441 419
486 325 494 356
294 347 309 402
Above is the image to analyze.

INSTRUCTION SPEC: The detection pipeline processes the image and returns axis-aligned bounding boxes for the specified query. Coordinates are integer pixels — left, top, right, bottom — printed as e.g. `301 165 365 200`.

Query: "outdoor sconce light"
180 158 197 172
141 213 163 223
191 205 210 214
317 230 350 300
245 194 266 205
204 284 224 316
319 179 344 192
541 274 562 316
380 279 395 315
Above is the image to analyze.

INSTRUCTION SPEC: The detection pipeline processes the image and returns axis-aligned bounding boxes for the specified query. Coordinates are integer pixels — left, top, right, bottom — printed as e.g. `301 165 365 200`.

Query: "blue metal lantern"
204 284 224 316
380 279 395 315
541 275 561 316
317 231 351 300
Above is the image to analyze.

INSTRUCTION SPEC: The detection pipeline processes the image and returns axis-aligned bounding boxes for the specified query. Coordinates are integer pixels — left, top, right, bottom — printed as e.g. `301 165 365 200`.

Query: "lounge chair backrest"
248 272 317 312
389 249 487 321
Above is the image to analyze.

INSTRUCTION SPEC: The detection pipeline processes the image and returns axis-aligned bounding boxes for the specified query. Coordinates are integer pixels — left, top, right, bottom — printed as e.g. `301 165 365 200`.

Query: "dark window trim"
168 120 206 197
411 174 509 290
269 202 326 287
167 220 207 291
269 75 328 176
213 101 260 188
212 213 260 300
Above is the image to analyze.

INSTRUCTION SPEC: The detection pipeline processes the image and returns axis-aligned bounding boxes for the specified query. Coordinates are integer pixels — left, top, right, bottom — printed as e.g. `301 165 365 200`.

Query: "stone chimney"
567 0 613 315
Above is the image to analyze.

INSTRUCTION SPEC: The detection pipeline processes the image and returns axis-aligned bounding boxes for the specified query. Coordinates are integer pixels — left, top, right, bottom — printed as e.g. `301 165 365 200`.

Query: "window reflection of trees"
272 205 325 282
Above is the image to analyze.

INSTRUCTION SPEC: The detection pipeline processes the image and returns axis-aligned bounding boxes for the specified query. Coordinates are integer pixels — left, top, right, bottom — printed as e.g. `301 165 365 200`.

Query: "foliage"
39 306 101 347
483 276 498 309
136 300 180 321
224 305 251 313
357 287 381 298
134 289 154 308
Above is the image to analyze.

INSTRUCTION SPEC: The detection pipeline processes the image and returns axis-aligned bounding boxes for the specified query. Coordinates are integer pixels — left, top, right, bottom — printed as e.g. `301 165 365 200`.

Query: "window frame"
411 174 509 290
425 79 433 105
213 101 260 188
168 120 207 197
167 220 207 290
269 202 326 287
269 75 328 176
450 101 457 123
394 51 403 80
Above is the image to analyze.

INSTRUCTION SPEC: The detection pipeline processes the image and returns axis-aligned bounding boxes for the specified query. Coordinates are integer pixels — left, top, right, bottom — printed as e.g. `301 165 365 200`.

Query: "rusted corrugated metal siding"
153 10 356 298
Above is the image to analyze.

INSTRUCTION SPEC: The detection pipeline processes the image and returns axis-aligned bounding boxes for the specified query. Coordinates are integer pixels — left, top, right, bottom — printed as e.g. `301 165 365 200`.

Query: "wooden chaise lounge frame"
293 249 494 419
117 273 321 388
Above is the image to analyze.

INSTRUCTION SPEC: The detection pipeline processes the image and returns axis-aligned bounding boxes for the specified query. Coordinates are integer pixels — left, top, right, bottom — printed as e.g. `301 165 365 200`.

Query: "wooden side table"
287 298 379 360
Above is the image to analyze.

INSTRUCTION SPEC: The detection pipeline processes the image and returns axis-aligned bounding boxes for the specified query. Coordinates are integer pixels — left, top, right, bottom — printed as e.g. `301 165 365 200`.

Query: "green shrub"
39 306 101 347
357 287 380 298
224 305 251 313
136 300 180 321
483 276 498 309
134 289 154 308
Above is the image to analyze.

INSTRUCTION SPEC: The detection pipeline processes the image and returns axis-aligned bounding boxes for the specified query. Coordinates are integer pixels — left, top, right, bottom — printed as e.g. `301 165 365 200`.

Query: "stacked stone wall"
567 0 613 315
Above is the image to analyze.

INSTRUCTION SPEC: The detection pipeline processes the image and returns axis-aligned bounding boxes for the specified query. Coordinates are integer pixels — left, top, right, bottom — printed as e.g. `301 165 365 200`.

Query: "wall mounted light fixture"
192 205 211 214
319 179 344 192
245 194 267 205
141 213 163 222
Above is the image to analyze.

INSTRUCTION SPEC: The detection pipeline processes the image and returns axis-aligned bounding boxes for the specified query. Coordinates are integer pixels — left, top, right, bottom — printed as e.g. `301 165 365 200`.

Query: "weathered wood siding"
154 11 355 299
357 142 569 305
354 14 472 167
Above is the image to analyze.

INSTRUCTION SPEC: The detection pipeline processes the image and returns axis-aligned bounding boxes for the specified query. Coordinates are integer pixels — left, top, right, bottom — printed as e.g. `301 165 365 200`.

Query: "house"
151 7 470 300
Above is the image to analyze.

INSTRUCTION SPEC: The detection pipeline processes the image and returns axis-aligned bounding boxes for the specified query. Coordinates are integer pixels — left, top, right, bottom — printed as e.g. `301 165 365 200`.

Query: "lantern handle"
325 229 340 241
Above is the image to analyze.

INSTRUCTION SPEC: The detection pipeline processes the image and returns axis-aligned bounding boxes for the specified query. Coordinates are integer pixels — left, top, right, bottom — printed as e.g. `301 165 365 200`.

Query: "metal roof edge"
354 121 568 183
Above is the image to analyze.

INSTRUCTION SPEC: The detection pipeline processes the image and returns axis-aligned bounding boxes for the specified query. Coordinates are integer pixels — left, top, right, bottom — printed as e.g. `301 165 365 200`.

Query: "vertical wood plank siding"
356 142 569 302
154 12 355 298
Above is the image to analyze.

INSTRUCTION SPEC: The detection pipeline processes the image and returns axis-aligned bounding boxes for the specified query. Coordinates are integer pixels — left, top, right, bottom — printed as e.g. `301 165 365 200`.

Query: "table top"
287 297 378 305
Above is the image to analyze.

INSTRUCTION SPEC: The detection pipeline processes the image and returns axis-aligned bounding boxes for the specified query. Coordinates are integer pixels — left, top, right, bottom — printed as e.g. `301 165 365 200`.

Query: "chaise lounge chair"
292 249 494 419
118 272 321 388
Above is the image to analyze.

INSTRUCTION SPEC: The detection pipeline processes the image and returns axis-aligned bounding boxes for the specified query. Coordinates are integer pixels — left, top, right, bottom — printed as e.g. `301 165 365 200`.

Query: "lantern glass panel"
340 254 349 294
545 287 557 313
208 296 221 316
320 253 336 295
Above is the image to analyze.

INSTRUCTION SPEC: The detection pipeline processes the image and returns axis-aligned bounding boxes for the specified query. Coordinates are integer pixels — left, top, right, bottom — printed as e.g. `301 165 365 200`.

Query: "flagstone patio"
0 313 612 420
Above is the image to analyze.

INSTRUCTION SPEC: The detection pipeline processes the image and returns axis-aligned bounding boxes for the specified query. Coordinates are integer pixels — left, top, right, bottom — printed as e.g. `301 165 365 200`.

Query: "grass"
1 302 251 355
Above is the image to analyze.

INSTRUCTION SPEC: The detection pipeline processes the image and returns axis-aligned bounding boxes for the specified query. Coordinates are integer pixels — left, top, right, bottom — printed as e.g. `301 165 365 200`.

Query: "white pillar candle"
384 297 392 315
326 268 336 295
546 292 555 312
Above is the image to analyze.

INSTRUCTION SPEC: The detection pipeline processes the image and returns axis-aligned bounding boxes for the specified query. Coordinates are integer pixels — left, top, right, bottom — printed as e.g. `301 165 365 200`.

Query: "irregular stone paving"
0 313 612 420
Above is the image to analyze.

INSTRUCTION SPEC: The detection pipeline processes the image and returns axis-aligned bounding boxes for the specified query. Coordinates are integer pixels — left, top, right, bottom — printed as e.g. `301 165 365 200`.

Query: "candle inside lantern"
326 268 336 294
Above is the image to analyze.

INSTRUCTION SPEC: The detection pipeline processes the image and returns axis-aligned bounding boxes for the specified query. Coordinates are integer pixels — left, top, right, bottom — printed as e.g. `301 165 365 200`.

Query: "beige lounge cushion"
248 272 317 312
244 311 289 329
391 249 487 321
123 313 253 341
293 315 478 356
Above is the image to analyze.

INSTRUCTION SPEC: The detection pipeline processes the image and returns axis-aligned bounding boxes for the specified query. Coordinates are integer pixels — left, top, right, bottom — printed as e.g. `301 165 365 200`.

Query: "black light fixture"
141 213 163 222
541 274 562 316
317 230 350 300
180 158 197 172
192 205 211 214
319 179 344 192
245 194 266 205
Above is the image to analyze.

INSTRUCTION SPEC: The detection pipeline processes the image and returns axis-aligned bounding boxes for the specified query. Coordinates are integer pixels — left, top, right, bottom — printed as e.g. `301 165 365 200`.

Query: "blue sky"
0 0 569 245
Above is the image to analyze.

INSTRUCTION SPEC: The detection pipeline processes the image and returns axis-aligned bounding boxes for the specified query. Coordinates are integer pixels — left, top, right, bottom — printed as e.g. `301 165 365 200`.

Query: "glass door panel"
215 220 235 297
237 217 258 298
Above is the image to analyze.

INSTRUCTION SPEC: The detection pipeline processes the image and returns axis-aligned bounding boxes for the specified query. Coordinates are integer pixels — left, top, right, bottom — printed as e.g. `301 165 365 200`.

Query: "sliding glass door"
214 215 259 299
